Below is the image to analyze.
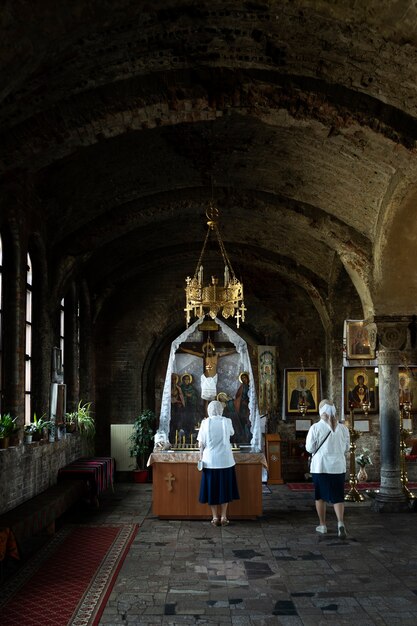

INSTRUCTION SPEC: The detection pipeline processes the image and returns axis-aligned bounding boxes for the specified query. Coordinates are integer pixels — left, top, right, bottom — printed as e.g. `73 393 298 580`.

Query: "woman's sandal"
220 517 229 526
211 518 220 527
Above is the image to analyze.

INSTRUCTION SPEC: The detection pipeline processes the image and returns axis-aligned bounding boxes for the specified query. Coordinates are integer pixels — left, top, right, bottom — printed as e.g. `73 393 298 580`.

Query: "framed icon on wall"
285 368 321 416
344 367 379 414
398 366 417 414
346 320 375 360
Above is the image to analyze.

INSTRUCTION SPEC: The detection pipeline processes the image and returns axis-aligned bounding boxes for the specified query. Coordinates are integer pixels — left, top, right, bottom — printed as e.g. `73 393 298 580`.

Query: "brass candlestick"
400 401 416 500
344 405 365 502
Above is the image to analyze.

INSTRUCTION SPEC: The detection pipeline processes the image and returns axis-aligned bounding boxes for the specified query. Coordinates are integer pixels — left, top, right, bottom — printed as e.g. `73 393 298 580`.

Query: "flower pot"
25 434 33 443
357 466 368 482
133 469 148 483
0 436 9 449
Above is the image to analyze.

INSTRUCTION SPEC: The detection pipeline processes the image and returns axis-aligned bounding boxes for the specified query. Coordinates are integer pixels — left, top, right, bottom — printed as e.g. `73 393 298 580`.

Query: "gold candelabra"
399 401 416 500
173 430 199 450
172 429 239 451
344 405 365 502
298 399 308 416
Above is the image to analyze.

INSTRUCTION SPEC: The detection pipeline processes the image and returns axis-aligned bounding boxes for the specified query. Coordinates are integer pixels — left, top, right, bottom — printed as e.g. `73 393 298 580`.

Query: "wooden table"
148 451 267 519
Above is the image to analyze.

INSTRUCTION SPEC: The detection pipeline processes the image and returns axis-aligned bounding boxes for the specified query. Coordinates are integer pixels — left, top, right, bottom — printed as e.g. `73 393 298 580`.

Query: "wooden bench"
58 456 114 505
0 479 86 559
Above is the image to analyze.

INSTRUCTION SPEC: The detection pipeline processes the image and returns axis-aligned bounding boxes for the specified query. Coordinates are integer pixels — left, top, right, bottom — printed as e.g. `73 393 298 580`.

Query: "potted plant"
31 413 53 442
65 401 95 439
0 413 18 448
128 409 155 483
24 422 37 443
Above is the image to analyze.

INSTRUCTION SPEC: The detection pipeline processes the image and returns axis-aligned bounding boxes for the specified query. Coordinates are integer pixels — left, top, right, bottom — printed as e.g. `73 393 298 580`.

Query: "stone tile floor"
73 483 417 625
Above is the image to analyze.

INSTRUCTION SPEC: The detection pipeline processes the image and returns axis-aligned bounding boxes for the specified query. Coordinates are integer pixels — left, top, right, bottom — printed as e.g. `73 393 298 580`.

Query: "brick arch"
373 183 417 315
3 72 416 174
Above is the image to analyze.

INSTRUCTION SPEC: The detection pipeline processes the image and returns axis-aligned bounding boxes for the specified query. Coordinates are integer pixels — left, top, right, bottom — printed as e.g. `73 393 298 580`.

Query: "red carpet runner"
286 482 417 491
0 523 138 626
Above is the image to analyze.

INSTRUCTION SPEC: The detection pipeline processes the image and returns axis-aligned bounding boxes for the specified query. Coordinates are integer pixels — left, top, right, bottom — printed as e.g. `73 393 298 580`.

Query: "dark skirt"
312 473 345 504
199 466 240 505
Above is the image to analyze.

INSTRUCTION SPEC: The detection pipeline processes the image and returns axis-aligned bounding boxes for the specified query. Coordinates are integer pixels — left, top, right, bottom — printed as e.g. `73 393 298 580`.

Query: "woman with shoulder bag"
197 400 240 527
305 399 350 538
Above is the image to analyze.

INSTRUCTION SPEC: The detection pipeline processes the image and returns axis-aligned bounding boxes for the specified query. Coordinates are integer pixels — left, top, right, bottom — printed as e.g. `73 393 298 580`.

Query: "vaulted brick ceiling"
2 1 417 329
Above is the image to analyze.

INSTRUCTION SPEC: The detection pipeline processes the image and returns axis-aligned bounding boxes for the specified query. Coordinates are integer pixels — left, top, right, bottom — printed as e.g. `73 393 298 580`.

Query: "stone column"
369 319 409 511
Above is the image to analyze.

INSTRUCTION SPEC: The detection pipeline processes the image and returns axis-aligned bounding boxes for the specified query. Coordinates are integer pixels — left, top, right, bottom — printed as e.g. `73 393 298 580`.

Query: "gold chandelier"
185 205 246 328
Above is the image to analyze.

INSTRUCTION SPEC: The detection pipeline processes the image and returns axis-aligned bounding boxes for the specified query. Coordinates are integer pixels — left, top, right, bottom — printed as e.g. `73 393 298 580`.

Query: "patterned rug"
0 523 138 626
286 482 417 492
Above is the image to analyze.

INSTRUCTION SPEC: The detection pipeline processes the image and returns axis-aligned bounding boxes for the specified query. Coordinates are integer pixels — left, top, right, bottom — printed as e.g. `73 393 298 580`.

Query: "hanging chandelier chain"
214 223 236 280
193 225 211 279
184 205 246 328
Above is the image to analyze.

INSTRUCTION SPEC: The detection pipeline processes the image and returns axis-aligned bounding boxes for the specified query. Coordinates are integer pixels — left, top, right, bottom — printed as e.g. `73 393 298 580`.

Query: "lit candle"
182 436 186 445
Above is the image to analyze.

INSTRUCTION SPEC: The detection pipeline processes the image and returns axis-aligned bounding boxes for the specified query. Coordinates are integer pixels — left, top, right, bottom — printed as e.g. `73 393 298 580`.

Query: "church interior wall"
0 206 404 508
3 1 417 512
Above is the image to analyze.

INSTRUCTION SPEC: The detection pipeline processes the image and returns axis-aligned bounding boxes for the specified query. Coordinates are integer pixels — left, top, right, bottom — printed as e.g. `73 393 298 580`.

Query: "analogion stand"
265 433 284 484
148 451 267 519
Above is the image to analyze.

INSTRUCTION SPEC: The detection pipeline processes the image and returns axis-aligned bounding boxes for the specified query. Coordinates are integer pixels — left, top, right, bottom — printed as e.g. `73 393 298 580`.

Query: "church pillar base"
371 497 410 513
372 468 412 511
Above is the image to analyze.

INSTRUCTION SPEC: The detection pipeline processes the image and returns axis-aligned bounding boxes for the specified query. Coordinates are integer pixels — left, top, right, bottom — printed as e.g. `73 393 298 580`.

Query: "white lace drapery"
156 317 261 451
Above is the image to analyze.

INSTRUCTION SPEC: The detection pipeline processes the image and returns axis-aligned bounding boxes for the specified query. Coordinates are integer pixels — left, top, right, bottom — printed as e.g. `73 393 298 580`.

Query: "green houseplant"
0 413 18 448
128 409 155 482
24 422 37 443
31 413 53 441
65 401 95 439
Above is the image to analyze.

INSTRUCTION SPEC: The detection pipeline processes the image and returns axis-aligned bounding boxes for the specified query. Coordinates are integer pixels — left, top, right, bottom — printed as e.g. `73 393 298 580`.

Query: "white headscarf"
319 399 338 431
206 400 227 445
207 400 224 417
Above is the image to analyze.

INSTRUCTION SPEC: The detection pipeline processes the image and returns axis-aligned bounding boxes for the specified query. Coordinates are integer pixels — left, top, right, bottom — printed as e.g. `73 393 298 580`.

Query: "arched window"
25 252 32 423
60 297 65 378
77 298 80 388
0 234 3 414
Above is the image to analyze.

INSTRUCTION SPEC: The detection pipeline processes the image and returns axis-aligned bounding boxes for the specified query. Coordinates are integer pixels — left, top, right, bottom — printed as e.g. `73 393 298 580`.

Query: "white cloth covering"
305 420 350 474
201 373 218 400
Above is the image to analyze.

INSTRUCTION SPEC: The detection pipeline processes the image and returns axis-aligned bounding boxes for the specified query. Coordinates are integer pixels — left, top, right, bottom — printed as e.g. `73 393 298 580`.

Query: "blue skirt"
312 473 345 504
199 466 240 505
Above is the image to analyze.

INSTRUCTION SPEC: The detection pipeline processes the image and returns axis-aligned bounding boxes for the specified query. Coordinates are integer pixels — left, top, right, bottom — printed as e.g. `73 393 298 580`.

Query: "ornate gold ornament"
184 205 246 328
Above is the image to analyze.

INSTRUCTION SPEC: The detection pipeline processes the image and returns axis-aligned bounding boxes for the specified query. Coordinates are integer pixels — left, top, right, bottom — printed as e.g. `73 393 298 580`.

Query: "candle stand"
298 399 308 417
344 406 365 502
399 401 416 500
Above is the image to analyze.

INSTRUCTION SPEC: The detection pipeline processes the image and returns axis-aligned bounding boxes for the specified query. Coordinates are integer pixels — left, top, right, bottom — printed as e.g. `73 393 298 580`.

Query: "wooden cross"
164 472 176 491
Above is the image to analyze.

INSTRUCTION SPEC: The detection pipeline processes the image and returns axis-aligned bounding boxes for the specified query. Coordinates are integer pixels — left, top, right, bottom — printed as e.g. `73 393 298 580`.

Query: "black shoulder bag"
307 430 331 470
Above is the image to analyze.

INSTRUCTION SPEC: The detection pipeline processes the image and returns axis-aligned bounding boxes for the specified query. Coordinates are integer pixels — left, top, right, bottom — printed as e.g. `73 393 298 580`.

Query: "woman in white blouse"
198 400 240 526
306 399 350 538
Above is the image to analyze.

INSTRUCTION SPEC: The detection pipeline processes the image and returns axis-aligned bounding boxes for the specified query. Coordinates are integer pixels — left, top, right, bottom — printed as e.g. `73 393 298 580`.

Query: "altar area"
148 451 267 519
152 316 266 519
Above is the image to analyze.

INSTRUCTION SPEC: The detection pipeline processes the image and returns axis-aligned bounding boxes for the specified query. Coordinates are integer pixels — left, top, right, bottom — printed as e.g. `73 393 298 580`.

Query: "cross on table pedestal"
164 472 176 491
